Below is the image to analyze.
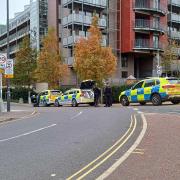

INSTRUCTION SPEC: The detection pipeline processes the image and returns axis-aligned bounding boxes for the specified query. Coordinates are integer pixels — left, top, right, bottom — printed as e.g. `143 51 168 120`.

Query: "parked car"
54 88 94 107
119 77 180 106
31 90 62 107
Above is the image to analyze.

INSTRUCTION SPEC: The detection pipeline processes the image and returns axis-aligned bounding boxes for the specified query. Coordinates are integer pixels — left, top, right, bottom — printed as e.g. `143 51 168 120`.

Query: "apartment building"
119 0 168 79
0 0 48 58
168 0 180 76
0 0 179 86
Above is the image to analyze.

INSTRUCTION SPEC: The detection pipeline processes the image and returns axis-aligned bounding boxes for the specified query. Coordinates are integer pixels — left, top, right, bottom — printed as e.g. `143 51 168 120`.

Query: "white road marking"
0 124 57 143
71 111 83 120
96 113 147 180
137 111 143 114
133 108 139 111
51 174 56 177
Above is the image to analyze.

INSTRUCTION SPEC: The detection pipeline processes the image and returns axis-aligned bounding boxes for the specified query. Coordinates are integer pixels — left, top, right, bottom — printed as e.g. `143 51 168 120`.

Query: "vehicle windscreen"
167 79 180 84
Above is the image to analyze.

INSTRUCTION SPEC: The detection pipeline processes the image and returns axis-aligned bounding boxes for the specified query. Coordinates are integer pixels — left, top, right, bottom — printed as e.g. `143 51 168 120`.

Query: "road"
0 103 179 180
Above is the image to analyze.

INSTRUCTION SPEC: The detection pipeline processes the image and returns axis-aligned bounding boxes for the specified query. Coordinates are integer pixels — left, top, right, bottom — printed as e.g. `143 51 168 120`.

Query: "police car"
54 80 95 107
119 77 180 106
54 88 94 107
31 90 62 107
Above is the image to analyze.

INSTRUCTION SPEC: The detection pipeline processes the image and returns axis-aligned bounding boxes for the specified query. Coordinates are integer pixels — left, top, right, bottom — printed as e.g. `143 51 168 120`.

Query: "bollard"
0 98 5 112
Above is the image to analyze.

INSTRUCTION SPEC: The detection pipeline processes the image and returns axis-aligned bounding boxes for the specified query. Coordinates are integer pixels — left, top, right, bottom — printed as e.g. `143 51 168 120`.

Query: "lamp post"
6 0 11 112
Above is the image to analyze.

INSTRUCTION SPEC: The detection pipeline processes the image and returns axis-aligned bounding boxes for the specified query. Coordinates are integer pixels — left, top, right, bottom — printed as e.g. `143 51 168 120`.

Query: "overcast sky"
0 0 30 25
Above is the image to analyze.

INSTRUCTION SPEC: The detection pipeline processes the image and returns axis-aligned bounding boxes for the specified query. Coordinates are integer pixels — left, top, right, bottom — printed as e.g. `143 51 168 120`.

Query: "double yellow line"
66 115 137 180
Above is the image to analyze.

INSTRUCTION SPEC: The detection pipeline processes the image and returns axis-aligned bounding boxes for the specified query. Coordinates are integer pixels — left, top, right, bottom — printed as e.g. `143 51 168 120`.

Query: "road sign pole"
0 73 2 99
6 0 11 112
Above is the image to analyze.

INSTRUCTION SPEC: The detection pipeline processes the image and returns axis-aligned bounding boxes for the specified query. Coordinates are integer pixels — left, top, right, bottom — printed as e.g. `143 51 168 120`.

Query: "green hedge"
111 85 133 103
1 84 133 104
2 87 36 103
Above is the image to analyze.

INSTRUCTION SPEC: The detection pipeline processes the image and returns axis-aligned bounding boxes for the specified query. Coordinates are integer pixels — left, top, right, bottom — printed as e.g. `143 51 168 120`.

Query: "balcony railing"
65 57 74 66
63 0 107 8
63 13 106 27
134 39 163 51
168 0 180 7
134 0 166 15
63 33 107 47
135 19 165 33
168 31 180 39
168 13 180 23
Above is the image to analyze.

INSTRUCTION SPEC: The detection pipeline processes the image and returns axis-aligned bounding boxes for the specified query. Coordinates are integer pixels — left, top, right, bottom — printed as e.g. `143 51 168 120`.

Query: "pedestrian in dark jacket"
104 83 112 107
93 84 101 107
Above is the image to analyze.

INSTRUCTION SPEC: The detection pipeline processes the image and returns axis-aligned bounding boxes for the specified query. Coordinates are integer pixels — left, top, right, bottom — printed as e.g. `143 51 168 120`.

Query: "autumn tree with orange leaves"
74 16 117 85
35 28 68 89
14 36 37 87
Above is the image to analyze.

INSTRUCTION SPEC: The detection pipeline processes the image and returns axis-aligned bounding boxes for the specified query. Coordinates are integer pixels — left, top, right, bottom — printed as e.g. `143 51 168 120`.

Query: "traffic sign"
0 53 7 69
157 65 162 76
5 59 14 78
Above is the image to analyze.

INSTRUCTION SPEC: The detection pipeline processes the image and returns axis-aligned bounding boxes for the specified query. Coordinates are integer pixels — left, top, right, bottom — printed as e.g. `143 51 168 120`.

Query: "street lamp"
6 0 11 112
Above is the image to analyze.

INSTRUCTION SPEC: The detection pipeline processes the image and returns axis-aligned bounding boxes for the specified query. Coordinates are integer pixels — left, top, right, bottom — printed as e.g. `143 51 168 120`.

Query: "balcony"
168 31 180 40
134 39 164 51
63 13 106 28
134 1 166 16
63 0 107 8
168 13 180 24
63 32 107 47
168 0 180 8
65 57 74 66
134 19 165 34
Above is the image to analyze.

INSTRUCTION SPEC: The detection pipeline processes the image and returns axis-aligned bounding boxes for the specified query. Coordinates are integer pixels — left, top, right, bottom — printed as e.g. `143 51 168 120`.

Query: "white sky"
0 0 30 25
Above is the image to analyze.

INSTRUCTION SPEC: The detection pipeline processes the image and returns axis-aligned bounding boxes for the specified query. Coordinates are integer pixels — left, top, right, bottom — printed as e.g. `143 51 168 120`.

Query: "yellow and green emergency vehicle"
32 90 62 107
119 77 180 106
54 88 94 107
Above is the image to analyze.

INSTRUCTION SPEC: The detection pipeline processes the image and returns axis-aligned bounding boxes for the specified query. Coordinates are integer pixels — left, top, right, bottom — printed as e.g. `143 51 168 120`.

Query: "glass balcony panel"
134 39 163 50
135 19 165 32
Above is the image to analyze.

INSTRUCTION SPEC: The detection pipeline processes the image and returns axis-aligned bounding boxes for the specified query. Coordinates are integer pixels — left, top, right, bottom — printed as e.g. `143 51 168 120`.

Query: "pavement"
107 113 180 180
0 103 36 124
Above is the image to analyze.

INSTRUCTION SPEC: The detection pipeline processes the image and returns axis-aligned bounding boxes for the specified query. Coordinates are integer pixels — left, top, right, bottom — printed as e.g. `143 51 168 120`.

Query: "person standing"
93 84 101 107
104 83 112 107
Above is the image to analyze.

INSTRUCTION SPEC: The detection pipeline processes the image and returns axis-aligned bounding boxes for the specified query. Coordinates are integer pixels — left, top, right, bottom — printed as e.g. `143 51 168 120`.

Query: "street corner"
106 113 180 180
0 109 37 124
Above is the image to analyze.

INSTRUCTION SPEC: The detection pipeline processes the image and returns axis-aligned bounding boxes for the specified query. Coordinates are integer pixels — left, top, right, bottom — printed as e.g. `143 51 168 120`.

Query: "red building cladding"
118 0 168 78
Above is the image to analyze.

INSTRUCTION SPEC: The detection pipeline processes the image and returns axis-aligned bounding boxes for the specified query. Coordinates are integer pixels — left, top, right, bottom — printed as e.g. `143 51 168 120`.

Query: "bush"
111 84 133 103
2 87 36 103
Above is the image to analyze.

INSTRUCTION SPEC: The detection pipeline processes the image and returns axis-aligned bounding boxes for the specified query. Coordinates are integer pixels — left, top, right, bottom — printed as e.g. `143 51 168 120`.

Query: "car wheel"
54 100 60 107
72 99 78 107
121 96 130 106
139 102 146 105
171 100 179 104
151 94 162 106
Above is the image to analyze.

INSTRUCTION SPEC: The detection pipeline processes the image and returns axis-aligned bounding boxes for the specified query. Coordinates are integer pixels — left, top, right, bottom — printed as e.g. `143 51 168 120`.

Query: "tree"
14 36 37 87
74 16 117 85
161 40 180 76
35 28 68 89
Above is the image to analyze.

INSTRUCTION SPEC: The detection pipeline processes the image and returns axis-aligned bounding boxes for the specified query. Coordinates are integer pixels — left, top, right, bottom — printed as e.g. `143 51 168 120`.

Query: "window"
41 91 48 96
63 91 69 96
132 81 144 90
69 91 74 95
144 80 155 88
122 71 128 78
121 56 128 68
156 79 160 85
